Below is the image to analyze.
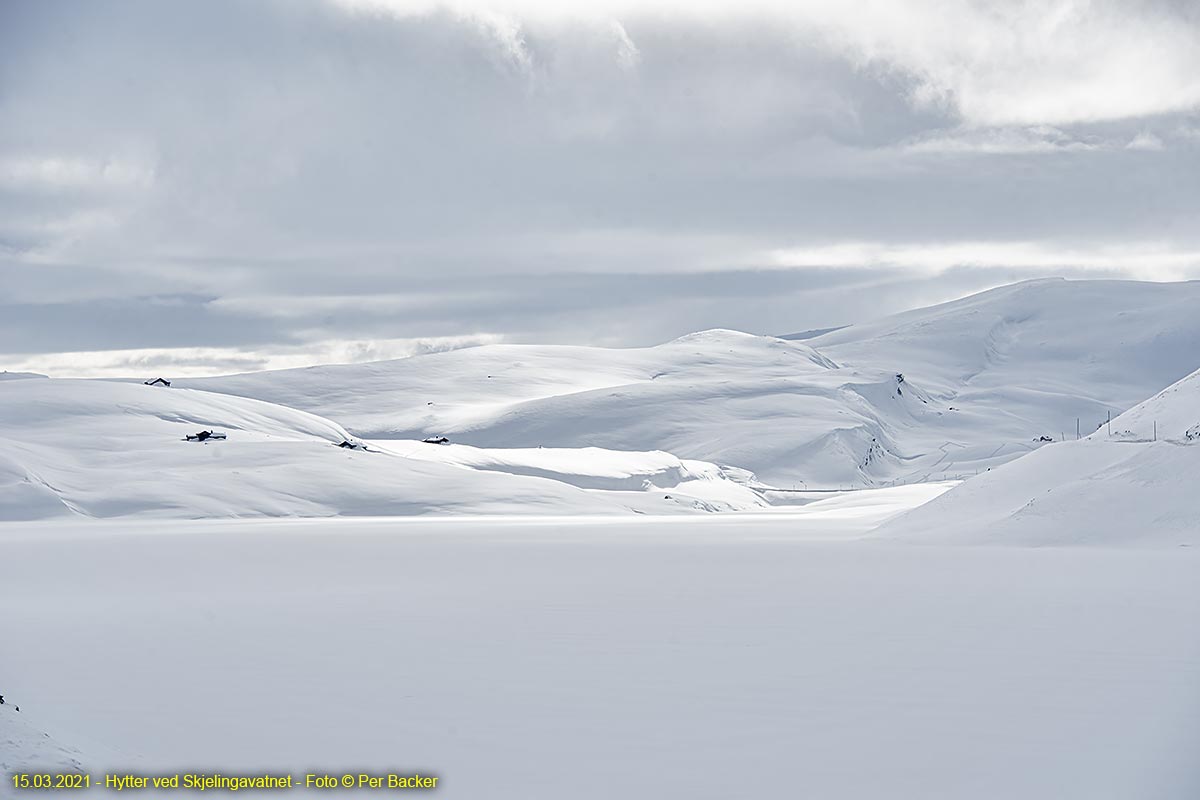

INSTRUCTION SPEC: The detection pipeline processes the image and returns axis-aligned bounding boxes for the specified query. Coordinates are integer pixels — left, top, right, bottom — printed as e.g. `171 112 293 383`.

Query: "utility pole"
1154 420 1157 442
1076 418 1080 440
1107 410 1111 437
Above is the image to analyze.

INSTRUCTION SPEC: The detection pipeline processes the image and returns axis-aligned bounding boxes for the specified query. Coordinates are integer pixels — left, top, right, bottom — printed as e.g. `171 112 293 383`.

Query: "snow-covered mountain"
186 279 1200 488
5 278 1199 520
878 365 1200 546
811 277 1200 412
0 379 764 520
184 330 923 487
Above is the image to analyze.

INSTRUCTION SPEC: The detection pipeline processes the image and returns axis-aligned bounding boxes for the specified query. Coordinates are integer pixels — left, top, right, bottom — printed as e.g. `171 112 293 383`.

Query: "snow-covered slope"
184 330 942 487
879 366 1200 546
813 277 1200 418
0 379 697 519
185 330 837 437
374 440 767 511
0 704 86 777
185 280 1200 489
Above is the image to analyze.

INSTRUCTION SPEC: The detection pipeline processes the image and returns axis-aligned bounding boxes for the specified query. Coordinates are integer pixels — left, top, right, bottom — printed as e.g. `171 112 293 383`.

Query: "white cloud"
899 126 1103 155
332 0 1200 126
3 335 505 379
1126 131 1165 151
474 10 535 72
0 155 155 191
813 0 1200 126
765 240 1200 281
610 19 640 71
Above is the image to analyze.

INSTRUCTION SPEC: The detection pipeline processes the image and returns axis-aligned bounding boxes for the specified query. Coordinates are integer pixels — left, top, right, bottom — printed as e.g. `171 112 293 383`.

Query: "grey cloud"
0 263 1130 365
0 294 286 353
1 1 1198 373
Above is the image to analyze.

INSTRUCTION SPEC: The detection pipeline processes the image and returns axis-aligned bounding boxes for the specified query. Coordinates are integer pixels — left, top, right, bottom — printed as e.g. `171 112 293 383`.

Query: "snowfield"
1 515 1197 799
370 440 769 511
0 379 776 520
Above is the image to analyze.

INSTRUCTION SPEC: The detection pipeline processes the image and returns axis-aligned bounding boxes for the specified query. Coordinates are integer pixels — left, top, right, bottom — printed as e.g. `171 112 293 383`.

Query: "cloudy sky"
3 0 1199 376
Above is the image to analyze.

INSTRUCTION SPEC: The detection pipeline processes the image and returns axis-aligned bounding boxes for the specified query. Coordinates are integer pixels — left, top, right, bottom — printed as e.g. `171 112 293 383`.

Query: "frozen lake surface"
2 503 1198 799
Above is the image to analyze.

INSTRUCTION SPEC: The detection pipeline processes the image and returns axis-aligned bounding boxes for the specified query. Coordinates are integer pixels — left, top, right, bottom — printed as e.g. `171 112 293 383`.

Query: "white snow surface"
0 704 87 780
881 365 1200 545
1 514 1197 799
369 440 769 511
0 379 700 519
810 277 1200 408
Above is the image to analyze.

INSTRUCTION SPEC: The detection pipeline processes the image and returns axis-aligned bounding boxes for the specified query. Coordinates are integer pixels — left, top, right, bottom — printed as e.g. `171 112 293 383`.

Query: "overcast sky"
3 0 1200 376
